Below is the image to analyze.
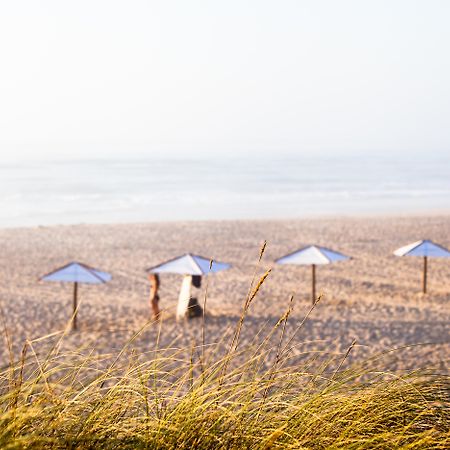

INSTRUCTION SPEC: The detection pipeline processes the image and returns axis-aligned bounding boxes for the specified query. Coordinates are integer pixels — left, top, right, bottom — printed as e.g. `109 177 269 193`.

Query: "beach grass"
0 253 448 449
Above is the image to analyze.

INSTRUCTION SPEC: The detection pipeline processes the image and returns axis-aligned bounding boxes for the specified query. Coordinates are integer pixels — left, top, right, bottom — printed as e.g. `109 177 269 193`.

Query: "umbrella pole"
73 282 78 331
312 264 316 305
422 256 427 294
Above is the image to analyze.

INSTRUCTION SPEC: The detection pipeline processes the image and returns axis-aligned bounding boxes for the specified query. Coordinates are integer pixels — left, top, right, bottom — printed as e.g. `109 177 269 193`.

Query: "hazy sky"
1 1 449 160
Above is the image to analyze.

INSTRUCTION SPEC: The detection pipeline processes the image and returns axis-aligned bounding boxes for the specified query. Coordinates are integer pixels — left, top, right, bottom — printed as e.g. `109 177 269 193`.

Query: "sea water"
0 153 449 227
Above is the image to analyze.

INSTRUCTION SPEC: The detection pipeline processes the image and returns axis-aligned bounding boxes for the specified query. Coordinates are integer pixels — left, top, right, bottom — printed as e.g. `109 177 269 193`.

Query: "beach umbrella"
147 253 231 275
147 253 231 319
275 245 351 304
40 262 112 330
393 240 450 293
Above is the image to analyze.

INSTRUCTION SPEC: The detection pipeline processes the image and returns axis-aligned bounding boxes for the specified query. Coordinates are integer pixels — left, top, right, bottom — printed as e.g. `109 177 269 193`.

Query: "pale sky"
1 1 449 160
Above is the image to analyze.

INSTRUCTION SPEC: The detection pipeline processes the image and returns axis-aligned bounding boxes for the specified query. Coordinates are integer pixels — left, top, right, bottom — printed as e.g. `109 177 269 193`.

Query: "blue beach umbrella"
40 262 112 330
393 240 450 293
147 253 231 275
276 245 351 304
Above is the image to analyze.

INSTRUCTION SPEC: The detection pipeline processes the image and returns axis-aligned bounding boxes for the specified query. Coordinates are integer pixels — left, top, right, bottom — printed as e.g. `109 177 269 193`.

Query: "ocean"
0 153 449 227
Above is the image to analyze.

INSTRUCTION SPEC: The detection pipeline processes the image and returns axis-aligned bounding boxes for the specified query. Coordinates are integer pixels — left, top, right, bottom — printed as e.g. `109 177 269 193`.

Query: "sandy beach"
0 215 449 373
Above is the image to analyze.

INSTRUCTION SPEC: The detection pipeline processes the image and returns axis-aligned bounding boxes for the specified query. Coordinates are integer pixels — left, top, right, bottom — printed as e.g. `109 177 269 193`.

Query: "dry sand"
0 215 449 373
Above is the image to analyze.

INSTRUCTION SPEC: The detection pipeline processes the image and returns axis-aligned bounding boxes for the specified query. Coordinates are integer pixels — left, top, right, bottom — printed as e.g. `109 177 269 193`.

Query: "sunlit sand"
0 215 448 373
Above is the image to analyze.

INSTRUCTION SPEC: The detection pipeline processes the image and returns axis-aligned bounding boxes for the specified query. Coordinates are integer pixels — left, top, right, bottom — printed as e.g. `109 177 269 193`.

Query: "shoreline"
1 210 450 231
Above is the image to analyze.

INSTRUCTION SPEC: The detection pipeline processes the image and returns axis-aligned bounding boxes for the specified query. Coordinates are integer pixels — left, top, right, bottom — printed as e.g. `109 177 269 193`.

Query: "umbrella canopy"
276 245 350 304
393 240 450 293
41 262 112 284
40 262 112 330
147 253 231 275
393 240 450 258
275 245 350 266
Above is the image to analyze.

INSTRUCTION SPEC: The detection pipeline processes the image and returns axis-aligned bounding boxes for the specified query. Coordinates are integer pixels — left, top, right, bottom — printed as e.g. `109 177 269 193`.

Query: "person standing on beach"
188 275 203 318
148 273 161 320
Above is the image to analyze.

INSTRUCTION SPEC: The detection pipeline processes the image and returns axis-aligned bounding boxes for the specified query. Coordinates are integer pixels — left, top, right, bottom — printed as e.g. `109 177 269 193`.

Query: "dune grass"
0 250 448 449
